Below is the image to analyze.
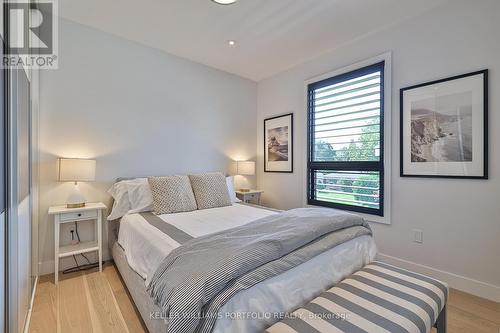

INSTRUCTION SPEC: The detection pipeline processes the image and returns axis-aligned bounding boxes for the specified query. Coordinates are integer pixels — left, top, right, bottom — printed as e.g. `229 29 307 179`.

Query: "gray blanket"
147 208 372 333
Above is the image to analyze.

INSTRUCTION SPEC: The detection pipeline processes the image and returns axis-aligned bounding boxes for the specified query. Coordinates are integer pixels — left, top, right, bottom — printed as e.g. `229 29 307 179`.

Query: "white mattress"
118 203 278 283
117 204 377 333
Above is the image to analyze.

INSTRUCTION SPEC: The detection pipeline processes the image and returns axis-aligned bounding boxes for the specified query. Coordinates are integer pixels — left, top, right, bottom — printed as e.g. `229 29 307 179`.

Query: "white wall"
38 19 257 274
257 0 500 301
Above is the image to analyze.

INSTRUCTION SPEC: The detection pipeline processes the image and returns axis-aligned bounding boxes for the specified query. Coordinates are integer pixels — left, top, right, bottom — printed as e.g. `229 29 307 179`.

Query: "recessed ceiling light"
212 0 237 5
228 40 236 46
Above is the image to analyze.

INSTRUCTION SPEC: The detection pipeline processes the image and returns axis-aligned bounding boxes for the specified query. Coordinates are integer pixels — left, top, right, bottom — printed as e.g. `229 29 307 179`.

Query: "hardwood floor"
29 263 500 333
29 263 146 333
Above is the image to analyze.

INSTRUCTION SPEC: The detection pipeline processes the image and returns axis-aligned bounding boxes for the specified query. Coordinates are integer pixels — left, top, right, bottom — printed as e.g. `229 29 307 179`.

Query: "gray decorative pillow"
148 176 197 214
189 172 232 210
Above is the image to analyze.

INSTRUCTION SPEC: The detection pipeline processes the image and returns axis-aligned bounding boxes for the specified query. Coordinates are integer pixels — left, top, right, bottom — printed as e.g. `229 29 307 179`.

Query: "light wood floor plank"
103 265 147 333
58 272 93 333
29 263 500 333
448 288 500 325
83 271 130 333
113 290 147 333
447 304 500 333
28 282 57 333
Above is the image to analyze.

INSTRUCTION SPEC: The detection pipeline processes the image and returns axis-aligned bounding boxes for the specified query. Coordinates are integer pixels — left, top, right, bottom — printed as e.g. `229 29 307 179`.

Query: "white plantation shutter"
307 62 385 216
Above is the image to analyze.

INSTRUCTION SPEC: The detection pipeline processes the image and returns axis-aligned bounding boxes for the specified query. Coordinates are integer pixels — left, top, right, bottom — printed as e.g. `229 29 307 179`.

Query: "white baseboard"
39 260 56 276
377 253 500 303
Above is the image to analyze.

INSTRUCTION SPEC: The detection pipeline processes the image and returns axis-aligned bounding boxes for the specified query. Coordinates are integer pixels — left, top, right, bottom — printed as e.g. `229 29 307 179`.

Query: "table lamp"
236 161 255 192
58 158 96 208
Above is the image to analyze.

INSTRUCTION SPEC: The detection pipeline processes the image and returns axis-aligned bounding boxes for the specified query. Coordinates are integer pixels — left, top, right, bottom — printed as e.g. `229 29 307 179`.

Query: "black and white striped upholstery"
266 261 448 333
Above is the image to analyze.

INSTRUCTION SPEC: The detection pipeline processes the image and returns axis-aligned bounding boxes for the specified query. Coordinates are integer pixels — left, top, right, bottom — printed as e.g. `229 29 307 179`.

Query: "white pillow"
110 176 236 219
226 176 241 203
107 181 131 220
126 178 154 213
107 178 154 220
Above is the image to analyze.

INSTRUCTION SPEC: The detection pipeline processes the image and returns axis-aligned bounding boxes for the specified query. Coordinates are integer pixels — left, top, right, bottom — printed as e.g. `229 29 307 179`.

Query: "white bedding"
117 203 377 333
118 203 278 283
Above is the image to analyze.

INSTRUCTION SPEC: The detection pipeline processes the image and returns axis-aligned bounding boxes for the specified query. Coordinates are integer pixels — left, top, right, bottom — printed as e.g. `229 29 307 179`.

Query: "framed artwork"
400 70 488 178
264 113 293 173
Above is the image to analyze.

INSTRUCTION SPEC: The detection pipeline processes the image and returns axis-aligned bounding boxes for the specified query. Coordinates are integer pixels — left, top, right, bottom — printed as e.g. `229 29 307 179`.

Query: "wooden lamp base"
66 202 85 208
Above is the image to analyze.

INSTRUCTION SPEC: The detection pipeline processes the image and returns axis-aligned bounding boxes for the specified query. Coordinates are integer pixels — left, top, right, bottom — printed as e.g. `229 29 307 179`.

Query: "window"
307 61 385 216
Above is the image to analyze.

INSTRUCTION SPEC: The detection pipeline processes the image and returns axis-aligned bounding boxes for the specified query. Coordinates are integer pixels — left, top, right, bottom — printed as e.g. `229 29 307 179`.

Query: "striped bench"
266 261 448 333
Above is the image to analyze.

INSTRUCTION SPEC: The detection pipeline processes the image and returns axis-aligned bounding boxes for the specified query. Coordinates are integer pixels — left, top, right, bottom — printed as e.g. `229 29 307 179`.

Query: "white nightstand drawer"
59 210 97 222
235 190 263 204
246 193 259 200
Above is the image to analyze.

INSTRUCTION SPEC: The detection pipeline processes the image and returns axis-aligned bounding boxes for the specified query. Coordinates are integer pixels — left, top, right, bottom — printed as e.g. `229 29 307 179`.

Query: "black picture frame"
400 70 488 179
264 113 293 173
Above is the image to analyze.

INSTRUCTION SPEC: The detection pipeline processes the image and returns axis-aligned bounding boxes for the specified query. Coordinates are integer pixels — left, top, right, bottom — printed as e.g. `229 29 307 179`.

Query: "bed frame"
106 177 281 332
111 241 167 332
109 217 166 332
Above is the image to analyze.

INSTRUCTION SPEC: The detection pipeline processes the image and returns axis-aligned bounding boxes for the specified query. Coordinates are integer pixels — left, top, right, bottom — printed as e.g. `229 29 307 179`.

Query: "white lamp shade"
236 161 255 176
58 158 96 182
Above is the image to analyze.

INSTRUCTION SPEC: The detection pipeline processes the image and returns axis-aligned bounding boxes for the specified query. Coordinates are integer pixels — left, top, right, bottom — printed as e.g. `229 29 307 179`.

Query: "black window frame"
307 61 385 216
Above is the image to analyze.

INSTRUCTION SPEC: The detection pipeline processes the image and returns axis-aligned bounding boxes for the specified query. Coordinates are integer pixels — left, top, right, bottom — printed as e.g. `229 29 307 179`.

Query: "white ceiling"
59 0 445 81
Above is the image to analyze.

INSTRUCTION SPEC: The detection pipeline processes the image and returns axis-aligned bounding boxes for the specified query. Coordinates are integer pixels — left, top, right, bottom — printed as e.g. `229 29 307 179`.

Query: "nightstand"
235 190 264 205
48 202 106 284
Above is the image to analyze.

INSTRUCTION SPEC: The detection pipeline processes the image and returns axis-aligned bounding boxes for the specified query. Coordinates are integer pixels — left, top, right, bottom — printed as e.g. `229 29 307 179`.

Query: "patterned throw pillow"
189 172 232 210
148 176 197 214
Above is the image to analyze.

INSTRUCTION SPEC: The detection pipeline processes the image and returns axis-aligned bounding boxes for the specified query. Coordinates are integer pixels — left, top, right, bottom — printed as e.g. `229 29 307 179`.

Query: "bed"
107 177 377 333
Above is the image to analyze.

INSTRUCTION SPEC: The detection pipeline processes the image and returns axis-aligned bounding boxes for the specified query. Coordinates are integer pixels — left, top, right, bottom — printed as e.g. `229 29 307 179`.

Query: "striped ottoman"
266 261 448 333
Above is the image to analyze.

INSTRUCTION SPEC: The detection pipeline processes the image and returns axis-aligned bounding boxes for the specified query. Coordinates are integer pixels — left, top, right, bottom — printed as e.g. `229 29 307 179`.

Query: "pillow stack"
108 171 240 218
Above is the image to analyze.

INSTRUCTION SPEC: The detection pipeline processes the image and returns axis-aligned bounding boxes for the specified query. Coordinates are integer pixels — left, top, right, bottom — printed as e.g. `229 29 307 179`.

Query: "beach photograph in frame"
400 70 488 178
264 113 293 172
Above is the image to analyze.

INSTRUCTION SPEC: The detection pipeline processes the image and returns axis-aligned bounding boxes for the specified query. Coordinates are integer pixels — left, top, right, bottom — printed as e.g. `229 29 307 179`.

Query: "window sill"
305 204 391 225
356 211 390 225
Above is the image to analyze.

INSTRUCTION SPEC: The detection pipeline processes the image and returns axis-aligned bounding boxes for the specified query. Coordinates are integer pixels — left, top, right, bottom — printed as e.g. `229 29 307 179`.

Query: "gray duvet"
147 208 372 333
